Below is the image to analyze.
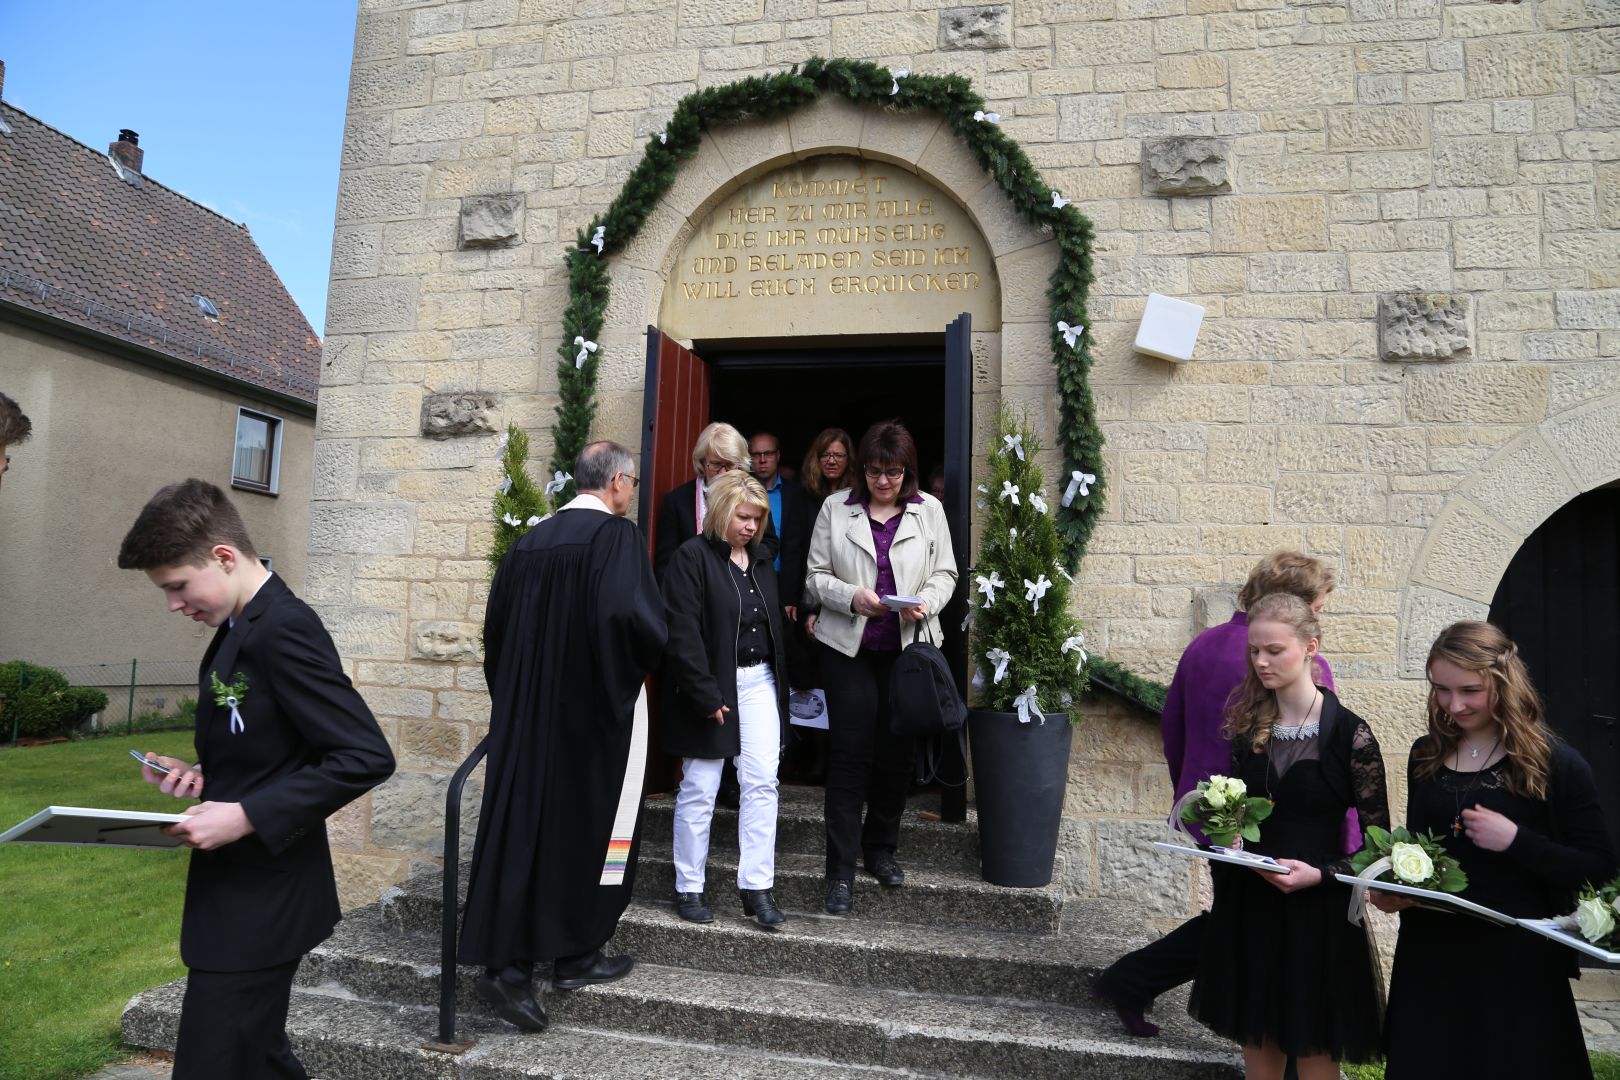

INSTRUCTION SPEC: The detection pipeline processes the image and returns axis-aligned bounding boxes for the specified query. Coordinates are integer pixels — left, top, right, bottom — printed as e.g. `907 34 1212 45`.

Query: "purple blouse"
849 492 924 653
1162 612 1358 852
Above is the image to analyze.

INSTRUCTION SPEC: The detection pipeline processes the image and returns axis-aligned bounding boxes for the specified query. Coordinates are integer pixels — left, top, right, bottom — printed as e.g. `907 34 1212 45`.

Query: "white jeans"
672 663 781 892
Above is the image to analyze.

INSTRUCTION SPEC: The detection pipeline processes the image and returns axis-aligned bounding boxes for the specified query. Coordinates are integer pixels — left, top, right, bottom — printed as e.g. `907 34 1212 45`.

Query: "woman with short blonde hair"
691 422 750 476
659 470 790 929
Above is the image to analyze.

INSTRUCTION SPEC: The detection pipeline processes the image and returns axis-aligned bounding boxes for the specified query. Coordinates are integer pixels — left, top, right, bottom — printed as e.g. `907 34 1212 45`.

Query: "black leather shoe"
717 782 741 810
865 852 905 886
740 888 787 929
552 950 635 991
475 973 548 1032
824 877 854 915
675 891 714 924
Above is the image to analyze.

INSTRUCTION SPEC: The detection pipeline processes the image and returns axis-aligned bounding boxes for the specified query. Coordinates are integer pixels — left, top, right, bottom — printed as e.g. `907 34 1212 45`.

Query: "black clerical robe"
458 496 668 967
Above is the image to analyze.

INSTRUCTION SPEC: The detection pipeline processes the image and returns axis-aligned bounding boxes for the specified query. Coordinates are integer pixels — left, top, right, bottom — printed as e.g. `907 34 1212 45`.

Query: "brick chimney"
109 129 143 174
1 61 7 101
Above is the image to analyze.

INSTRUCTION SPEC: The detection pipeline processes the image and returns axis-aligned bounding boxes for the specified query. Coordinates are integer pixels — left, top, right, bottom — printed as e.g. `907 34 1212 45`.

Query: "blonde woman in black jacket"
659 470 790 929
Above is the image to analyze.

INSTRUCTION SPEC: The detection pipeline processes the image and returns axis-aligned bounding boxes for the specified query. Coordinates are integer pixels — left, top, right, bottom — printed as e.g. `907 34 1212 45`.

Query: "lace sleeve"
1323 719 1390 878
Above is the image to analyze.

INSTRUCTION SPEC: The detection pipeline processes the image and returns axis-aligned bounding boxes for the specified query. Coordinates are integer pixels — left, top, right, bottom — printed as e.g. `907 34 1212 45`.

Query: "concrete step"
383 845 1062 938
276 936 1242 1079
308 903 1132 1010
634 841 1062 933
640 785 981 872
121 979 969 1080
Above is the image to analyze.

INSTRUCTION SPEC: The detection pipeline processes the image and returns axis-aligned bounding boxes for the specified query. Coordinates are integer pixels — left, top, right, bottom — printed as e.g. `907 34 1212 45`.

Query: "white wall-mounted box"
1133 293 1205 363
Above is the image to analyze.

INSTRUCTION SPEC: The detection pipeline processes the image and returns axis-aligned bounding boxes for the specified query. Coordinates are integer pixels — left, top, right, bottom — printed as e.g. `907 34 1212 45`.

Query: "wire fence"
36 660 196 736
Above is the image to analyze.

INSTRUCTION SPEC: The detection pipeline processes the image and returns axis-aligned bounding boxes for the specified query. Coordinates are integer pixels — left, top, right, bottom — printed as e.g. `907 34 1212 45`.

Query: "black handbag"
888 622 966 737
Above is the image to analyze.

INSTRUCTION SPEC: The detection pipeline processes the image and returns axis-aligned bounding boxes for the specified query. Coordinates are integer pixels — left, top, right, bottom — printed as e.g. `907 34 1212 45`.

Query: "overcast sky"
0 2 357 334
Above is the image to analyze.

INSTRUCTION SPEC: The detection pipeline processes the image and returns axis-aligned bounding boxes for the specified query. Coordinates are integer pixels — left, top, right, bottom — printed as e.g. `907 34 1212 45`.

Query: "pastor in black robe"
458 494 668 969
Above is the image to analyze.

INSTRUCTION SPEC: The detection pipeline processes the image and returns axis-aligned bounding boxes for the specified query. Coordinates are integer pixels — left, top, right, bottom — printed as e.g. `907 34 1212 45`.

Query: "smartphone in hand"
129 749 174 775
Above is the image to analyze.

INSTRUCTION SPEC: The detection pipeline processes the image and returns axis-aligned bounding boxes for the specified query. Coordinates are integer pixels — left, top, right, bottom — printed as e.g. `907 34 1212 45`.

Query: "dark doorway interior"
1488 484 1620 860
704 346 946 484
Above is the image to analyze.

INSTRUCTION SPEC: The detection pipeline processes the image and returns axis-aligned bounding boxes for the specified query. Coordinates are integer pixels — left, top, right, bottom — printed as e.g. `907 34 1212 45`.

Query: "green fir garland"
493 56 1168 712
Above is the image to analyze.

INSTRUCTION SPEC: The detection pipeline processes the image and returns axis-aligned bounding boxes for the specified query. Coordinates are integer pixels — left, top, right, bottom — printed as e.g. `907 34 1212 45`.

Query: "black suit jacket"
183 573 395 971
653 478 779 582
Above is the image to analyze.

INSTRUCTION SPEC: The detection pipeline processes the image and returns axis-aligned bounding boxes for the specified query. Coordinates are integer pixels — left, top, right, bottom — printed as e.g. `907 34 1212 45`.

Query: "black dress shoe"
552 950 635 991
865 852 905 886
825 877 854 915
475 973 548 1032
740 888 787 929
675 891 714 924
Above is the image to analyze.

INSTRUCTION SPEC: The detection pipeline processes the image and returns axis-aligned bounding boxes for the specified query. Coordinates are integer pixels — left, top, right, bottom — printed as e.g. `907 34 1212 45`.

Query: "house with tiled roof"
0 59 321 680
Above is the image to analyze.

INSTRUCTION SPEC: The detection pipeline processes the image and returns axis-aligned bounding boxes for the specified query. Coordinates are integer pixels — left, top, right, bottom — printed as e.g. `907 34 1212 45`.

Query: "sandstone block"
1432 136 1518 187
1453 217 1541 270
1326 105 1427 150
544 12 677 60
1097 819 1193 915
412 620 483 662
1246 253 1347 293
1414 498 1523 604
320 605 409 662
1345 526 1424 589
939 5 1010 49
1465 36 1570 99
1555 289 1620 330
333 852 408 914
1141 136 1232 195
309 505 416 556
1546 397 1620 489
831 11 934 55
1378 293 1473 362
1462 434 1579 535
1348 252 1451 293
420 391 497 438
313 440 360 501
1057 21 1155 66
349 57 433 110
1211 195 1327 253
1572 28 1620 75
371 769 481 856
1406 366 1549 423
1193 589 1238 633
336 167 429 223
393 102 484 145
458 193 524 248
1231 48 1354 109
319 384 424 436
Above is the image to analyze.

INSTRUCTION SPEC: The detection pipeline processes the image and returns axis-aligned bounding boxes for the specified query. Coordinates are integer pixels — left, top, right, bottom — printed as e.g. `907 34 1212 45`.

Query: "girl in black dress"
1376 621 1617 1079
1188 592 1389 1080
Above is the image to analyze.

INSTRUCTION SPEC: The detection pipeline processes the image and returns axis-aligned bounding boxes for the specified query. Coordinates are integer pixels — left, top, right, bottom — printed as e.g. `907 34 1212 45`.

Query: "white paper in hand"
880 595 924 611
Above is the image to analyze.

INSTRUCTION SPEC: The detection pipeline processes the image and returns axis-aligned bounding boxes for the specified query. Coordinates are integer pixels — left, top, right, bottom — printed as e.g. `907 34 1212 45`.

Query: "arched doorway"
1488 484 1620 843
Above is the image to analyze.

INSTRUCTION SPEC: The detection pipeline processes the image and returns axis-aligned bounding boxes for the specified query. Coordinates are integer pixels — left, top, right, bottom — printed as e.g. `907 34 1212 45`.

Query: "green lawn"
1347 1052 1620 1079
0 732 195 1080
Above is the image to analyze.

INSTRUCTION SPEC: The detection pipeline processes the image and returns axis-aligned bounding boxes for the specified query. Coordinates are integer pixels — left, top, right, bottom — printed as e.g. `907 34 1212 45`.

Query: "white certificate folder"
0 806 188 849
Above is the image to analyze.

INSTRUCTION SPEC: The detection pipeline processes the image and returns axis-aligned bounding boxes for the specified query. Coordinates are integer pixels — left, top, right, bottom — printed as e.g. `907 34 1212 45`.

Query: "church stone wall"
320 0 1619 915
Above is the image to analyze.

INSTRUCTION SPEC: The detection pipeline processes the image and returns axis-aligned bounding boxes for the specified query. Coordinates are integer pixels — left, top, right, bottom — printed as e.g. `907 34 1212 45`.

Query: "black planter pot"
967 707 1074 888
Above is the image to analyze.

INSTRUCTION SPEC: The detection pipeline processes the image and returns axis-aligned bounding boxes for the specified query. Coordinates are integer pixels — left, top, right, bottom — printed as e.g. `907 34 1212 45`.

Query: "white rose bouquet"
1350 826 1468 893
1567 875 1620 950
1180 774 1274 848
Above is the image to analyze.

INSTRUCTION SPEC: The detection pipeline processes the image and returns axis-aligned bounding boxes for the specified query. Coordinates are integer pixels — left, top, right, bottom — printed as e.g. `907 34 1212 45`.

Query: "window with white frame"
232 408 282 494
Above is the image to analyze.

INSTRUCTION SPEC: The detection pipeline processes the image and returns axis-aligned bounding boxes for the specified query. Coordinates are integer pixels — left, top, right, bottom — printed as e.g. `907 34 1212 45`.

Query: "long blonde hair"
1413 621 1553 800
1223 593 1322 754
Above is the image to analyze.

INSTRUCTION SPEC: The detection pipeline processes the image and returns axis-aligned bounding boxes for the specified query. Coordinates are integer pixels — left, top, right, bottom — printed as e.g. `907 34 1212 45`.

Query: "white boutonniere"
210 671 249 734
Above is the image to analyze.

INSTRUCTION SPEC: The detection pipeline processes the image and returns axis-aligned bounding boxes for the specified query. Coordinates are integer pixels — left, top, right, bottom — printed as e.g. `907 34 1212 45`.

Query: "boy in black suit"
119 479 395 1080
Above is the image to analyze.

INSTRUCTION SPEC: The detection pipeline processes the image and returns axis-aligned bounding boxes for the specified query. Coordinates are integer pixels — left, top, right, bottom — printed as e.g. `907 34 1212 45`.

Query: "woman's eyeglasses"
864 467 905 482
819 451 847 462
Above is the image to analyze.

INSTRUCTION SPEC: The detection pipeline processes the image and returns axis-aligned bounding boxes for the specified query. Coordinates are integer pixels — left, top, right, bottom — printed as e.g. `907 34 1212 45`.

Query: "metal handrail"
436 733 490 1048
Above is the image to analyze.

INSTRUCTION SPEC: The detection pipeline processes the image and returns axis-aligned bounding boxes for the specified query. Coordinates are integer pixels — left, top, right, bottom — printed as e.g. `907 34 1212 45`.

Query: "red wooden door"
639 326 711 558
638 326 710 795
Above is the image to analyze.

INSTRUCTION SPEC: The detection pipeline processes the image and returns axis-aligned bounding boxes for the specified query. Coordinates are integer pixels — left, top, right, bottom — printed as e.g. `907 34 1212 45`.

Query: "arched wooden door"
1489 485 1620 847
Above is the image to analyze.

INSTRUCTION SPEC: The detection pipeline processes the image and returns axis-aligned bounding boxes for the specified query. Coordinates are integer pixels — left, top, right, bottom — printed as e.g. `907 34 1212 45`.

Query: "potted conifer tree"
968 410 1090 887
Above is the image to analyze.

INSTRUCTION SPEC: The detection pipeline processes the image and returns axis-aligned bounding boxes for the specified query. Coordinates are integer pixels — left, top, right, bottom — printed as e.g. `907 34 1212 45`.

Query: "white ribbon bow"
1014 686 1040 724
1062 470 1096 507
891 68 909 96
1009 526 1018 541
975 570 1006 609
973 110 1000 123
1024 574 1052 614
526 515 544 526
499 475 513 496
1029 490 1049 515
590 225 605 254
975 483 988 510
1051 191 1070 209
985 647 1011 684
1055 564 1074 583
574 336 599 369
1001 433 1025 461
543 470 572 497
498 429 511 452
657 131 667 144
1057 320 1084 349
998 480 1020 506
1061 632 1088 672
502 512 522 527
225 695 245 735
